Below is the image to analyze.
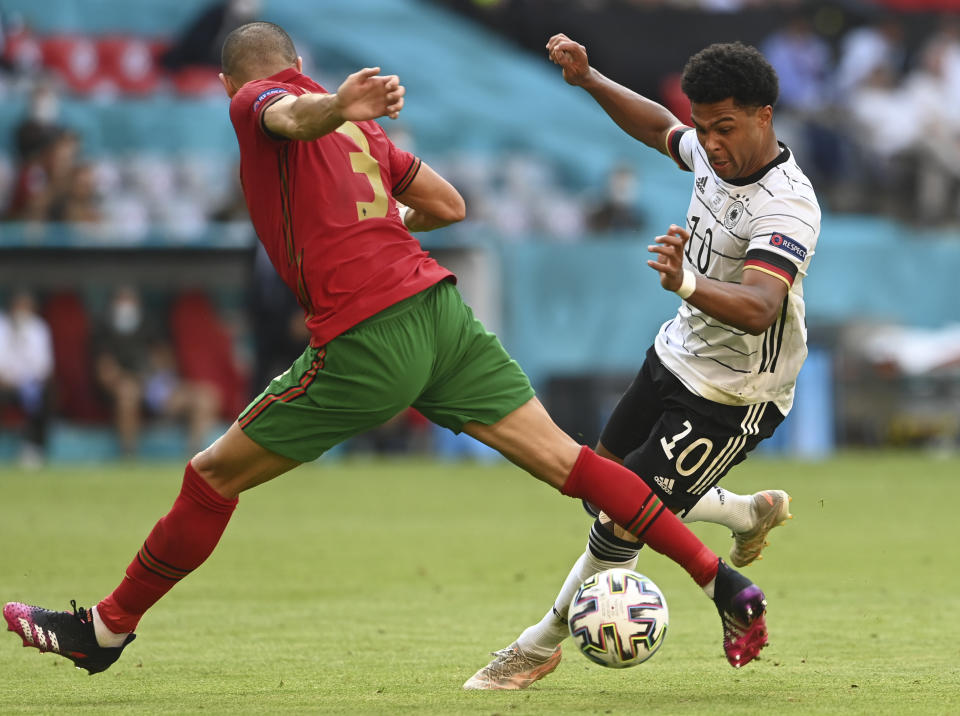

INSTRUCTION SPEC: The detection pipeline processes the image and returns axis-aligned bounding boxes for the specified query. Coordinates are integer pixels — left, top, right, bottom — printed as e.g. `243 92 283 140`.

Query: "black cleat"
4 600 136 675
712 560 768 668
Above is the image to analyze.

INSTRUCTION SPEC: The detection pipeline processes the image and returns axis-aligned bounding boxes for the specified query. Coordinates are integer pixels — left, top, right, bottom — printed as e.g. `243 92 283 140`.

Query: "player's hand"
545 34 591 86
646 224 690 292
335 67 406 122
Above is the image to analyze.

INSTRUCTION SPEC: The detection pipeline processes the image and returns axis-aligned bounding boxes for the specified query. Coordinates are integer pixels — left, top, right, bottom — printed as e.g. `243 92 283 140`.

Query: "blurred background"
2 0 960 468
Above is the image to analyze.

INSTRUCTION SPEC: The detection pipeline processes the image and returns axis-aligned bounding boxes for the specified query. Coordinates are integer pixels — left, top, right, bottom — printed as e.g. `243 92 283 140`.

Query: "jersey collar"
724 142 790 186
264 67 302 83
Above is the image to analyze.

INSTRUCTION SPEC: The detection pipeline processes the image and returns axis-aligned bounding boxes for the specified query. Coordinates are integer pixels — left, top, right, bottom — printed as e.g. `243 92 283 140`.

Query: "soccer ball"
567 568 669 668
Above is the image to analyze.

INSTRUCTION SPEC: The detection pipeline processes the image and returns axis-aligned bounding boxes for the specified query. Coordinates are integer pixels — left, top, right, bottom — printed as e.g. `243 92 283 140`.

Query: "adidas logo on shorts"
653 475 675 494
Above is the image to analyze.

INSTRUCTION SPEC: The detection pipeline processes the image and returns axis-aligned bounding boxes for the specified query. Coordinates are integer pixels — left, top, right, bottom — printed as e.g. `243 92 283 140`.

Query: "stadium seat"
41 35 109 94
169 290 248 419
3 29 43 74
170 65 222 97
97 36 166 95
42 291 109 423
0 403 25 429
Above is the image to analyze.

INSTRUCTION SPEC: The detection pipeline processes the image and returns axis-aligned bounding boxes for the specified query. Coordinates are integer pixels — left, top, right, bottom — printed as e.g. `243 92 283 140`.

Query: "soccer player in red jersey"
4 22 767 677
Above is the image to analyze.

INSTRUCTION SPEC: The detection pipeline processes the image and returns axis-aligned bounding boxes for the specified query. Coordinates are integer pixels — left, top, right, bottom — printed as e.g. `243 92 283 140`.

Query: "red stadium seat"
170 65 222 97
41 35 109 94
42 291 109 423
3 29 43 74
169 291 248 419
97 36 166 95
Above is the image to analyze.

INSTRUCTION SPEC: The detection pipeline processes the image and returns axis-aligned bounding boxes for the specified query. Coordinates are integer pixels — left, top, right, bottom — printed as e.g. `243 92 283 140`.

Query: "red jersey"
229 68 454 347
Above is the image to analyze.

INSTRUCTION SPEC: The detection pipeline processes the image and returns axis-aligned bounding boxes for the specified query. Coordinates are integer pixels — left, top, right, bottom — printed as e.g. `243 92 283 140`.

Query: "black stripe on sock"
587 518 642 562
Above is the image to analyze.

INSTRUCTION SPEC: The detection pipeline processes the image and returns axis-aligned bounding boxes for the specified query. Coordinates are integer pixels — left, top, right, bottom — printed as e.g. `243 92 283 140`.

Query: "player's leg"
413 287 718 587
462 371 644 686
3 422 299 674
683 486 793 567
88 306 445 640
463 349 773 686
459 399 716 587
4 321 424 675
412 286 751 684
93 421 300 627
493 359 667 672
602 347 792 565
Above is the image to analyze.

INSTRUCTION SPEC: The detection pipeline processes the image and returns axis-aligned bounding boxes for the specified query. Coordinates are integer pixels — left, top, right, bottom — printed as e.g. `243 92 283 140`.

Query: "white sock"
702 575 716 600
91 606 129 648
681 486 756 533
515 549 639 659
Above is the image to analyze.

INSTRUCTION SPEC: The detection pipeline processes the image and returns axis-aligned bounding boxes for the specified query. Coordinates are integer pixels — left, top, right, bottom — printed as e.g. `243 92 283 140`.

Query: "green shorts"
238 280 535 462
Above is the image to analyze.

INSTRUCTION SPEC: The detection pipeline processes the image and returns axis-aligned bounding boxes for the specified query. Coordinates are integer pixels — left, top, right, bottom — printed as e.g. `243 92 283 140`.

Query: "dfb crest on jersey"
709 188 727 213
723 201 744 229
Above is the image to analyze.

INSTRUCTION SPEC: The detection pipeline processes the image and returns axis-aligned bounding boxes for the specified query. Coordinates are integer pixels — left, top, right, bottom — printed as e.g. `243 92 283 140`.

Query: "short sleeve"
387 141 421 195
666 126 695 172
229 81 294 140
744 198 819 287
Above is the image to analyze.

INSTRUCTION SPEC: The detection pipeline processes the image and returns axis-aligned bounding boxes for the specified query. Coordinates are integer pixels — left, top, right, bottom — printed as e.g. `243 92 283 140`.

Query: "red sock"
562 446 718 587
96 462 238 633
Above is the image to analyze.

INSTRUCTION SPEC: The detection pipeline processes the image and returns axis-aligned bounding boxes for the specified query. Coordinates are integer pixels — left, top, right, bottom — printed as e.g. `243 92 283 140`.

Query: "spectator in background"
49 162 103 226
899 19 960 224
761 14 832 113
161 0 261 71
93 286 221 457
835 14 906 98
586 163 646 234
15 82 64 163
760 13 849 204
0 289 53 468
5 128 80 222
5 82 81 222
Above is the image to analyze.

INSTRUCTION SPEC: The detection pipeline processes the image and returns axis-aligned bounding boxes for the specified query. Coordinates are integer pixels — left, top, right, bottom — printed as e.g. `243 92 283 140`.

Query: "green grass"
2 452 959 714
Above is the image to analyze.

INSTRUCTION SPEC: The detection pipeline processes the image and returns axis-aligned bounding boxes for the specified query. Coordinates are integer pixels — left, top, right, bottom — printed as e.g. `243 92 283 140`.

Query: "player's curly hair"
681 42 779 108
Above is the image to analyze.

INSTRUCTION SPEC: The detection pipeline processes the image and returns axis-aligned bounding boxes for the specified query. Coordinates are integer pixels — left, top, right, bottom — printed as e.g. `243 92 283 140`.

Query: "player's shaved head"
221 21 297 83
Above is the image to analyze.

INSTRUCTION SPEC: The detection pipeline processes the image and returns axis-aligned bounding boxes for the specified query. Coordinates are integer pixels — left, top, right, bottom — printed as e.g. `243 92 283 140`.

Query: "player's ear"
757 105 773 128
296 56 303 73
219 72 238 98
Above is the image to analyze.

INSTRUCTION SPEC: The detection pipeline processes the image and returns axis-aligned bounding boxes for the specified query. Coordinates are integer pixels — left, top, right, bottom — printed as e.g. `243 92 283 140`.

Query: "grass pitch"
1 452 959 714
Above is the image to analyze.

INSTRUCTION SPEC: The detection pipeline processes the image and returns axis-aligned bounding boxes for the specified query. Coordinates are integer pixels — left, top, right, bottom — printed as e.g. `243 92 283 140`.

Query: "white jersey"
655 127 821 415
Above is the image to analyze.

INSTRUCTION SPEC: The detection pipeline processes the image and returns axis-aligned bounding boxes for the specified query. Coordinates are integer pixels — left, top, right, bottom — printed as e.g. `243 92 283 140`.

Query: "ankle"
91 606 130 648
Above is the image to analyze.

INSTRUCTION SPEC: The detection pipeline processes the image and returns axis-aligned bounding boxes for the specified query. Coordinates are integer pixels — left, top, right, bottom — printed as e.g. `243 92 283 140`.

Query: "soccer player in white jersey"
464 37 821 690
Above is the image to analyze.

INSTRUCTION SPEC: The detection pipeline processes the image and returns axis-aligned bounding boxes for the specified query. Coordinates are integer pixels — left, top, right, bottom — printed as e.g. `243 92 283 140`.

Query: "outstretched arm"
395 161 466 232
546 33 682 156
263 67 405 141
648 225 788 335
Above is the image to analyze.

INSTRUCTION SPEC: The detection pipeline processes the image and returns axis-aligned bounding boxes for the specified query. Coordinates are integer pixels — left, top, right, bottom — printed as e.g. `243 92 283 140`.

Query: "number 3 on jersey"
335 121 389 221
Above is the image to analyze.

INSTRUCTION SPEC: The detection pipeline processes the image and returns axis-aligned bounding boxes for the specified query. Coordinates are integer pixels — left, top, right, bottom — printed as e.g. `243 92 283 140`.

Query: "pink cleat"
4 600 136 675
712 560 768 668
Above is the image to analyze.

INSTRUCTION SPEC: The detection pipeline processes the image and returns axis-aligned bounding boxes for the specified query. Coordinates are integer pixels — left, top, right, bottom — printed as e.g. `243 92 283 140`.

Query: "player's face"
690 99 773 181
